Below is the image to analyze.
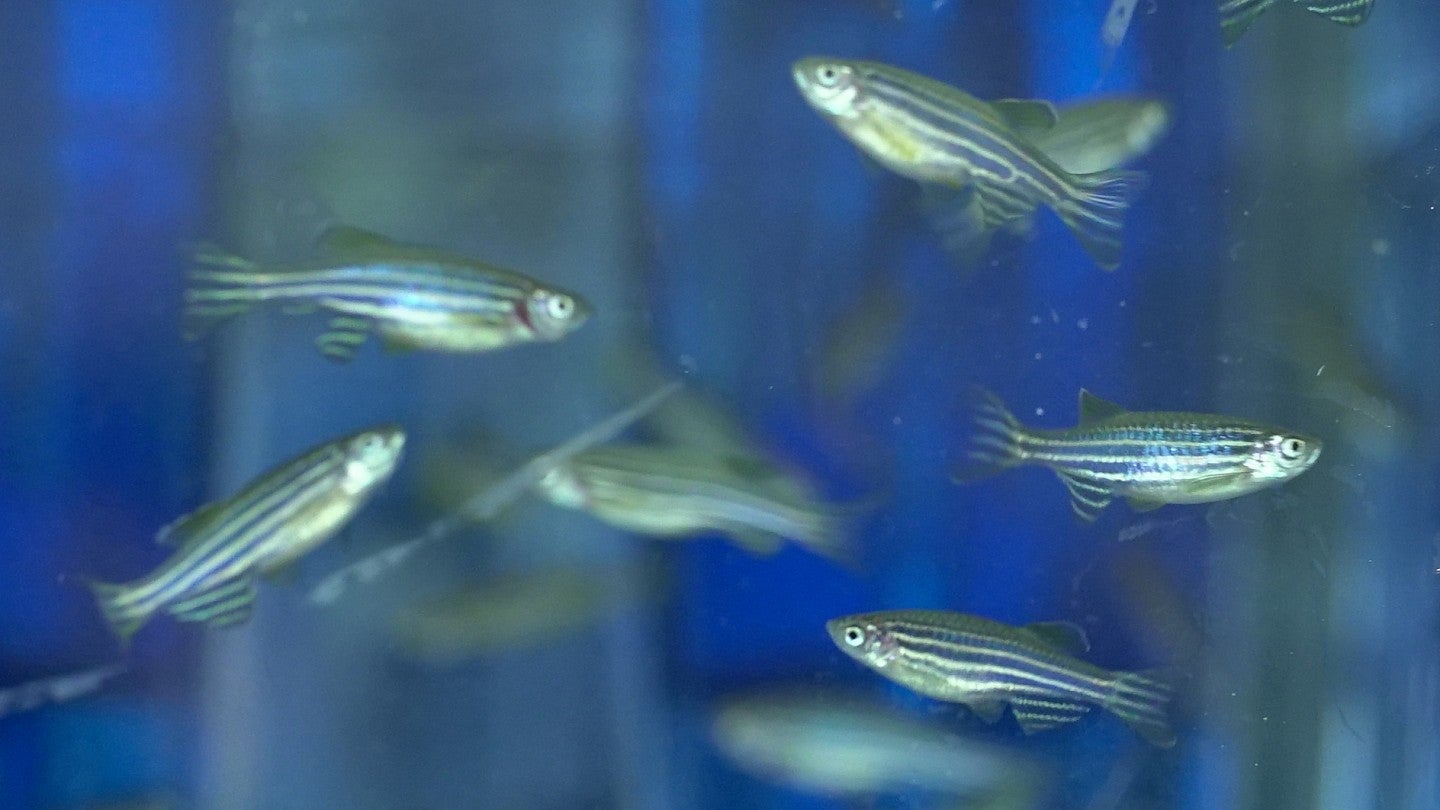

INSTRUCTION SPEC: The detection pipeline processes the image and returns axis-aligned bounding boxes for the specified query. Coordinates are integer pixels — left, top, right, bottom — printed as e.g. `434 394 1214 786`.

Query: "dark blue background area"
2 0 1436 808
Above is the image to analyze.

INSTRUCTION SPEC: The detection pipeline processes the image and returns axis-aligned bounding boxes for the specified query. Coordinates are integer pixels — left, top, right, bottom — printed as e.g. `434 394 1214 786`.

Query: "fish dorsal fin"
156 501 227 549
317 225 471 265
1009 695 1092 734
991 99 1059 139
317 225 403 258
1078 389 1127 426
1023 621 1091 654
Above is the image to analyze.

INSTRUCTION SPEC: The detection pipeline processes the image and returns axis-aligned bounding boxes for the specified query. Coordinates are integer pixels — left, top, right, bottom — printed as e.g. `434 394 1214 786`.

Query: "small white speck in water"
1077 318 1089 330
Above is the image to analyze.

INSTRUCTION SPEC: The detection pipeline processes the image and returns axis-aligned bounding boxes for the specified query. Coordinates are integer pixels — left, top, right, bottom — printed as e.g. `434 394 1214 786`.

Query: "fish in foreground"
0 664 127 718
792 57 1147 271
1032 97 1170 177
184 225 590 362
954 388 1321 521
534 443 856 561
1219 0 1374 46
827 610 1177 747
712 688 1046 802
308 382 681 605
89 426 404 642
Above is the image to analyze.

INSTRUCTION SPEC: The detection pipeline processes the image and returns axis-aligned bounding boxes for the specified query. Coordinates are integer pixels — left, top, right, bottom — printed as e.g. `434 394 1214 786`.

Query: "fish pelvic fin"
87 578 150 646
1106 668 1178 748
951 387 1028 484
183 243 265 340
1056 169 1148 271
1219 0 1276 46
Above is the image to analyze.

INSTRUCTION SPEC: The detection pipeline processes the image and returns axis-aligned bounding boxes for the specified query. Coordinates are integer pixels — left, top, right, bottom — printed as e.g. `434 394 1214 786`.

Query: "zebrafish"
827 610 1177 747
792 57 1147 271
0 664 126 719
954 388 1321 521
1219 0 1374 46
184 225 590 362
712 688 1046 802
88 426 404 642
534 443 854 561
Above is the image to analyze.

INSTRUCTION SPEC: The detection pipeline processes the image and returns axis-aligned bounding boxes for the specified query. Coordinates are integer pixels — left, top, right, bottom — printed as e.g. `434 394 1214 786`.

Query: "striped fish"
954 388 1321 521
1219 0 1374 46
534 443 855 562
792 57 1147 271
185 225 590 362
826 610 1177 747
88 425 404 643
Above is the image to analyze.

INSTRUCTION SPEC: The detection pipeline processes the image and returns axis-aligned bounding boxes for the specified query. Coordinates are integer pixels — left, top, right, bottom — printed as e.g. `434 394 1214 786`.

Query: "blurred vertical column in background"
202 1 650 808
1214 5 1440 810
0 1 219 807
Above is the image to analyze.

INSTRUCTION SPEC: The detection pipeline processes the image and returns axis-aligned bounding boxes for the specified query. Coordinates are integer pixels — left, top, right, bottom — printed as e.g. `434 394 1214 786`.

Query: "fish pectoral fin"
167 576 257 630
1023 621 1091 654
1056 472 1113 522
156 501 227 549
1077 389 1127 425
379 330 425 354
920 185 1000 270
316 316 372 363
967 698 1006 724
316 225 402 258
727 528 785 556
1009 695 1092 735
990 98 1059 138
1126 496 1166 513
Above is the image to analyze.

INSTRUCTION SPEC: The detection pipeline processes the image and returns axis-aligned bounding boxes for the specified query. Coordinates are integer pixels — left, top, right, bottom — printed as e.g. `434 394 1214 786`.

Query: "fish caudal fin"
1298 0 1373 25
951 388 1027 484
87 578 151 646
1106 668 1178 748
1056 169 1148 271
183 244 264 340
1218 0 1275 46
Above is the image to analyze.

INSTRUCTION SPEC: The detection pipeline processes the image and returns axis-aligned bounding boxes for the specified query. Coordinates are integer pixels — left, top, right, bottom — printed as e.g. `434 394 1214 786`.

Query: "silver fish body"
827 610 1177 747
1219 0 1374 46
712 688 1045 801
956 388 1321 521
89 426 405 642
185 226 589 362
535 443 849 560
792 57 1147 271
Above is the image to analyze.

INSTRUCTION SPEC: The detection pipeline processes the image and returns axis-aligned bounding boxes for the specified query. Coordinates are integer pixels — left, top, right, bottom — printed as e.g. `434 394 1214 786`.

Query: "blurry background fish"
0 665 127 720
389 563 662 664
711 688 1049 807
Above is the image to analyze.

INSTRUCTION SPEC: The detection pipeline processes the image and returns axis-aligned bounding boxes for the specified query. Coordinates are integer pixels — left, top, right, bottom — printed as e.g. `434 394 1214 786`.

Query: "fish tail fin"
1107 668 1178 748
1299 0 1373 25
1219 0 1276 46
1056 169 1148 271
183 243 266 339
951 388 1029 484
86 578 150 646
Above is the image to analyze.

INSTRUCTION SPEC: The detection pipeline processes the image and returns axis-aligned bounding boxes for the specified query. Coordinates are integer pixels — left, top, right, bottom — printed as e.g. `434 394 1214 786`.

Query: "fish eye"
546 295 574 320
818 65 840 86
843 625 865 647
1280 437 1306 459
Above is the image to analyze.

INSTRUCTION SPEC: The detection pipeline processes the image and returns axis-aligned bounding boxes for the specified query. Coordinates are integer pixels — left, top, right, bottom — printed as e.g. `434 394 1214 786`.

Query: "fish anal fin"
167 576 257 630
973 181 1037 229
1126 496 1166 513
1078 389 1127 425
991 99 1059 138
1023 620 1091 654
1302 0 1371 26
316 316 371 363
1056 471 1113 522
1009 696 1092 735
968 698 1006 724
